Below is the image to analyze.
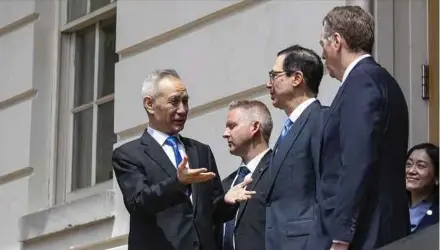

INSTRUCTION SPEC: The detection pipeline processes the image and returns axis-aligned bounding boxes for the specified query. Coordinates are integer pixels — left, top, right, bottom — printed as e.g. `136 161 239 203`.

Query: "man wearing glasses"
265 45 326 250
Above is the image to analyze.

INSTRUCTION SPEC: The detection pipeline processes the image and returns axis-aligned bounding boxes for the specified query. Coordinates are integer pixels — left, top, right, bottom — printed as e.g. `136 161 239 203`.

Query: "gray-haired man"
113 69 254 250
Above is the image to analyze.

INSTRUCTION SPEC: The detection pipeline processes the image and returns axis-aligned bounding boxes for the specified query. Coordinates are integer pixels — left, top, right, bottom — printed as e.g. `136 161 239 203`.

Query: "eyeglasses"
268 70 287 81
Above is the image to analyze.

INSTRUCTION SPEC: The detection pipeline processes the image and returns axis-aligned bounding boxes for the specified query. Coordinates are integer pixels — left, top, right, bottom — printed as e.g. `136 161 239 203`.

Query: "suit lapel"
181 136 199 213
235 151 271 227
267 104 314 195
140 131 177 177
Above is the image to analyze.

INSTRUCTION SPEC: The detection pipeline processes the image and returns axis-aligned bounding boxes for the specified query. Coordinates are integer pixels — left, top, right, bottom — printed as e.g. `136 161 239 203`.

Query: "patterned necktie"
274 118 294 153
223 166 251 250
165 136 182 167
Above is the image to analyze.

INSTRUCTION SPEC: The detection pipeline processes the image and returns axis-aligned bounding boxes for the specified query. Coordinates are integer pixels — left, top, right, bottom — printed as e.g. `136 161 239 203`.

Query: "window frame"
57 0 117 203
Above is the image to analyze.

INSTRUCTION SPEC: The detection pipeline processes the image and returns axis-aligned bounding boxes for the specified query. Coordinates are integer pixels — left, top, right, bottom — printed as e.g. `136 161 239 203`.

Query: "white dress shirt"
230 148 271 187
287 98 317 123
147 127 188 168
341 54 371 85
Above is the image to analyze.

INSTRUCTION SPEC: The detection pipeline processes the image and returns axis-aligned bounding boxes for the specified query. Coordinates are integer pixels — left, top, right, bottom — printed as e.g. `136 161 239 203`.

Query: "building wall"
0 0 431 249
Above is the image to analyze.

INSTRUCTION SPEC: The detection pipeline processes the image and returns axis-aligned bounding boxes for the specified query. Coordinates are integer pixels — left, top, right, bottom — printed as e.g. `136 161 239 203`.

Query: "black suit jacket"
113 130 236 250
215 150 272 250
318 57 410 249
265 100 323 250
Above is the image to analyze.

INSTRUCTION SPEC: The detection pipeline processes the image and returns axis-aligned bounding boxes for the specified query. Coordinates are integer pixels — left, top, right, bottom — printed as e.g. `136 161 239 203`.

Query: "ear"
250 121 261 137
291 71 304 88
144 96 155 114
332 32 343 51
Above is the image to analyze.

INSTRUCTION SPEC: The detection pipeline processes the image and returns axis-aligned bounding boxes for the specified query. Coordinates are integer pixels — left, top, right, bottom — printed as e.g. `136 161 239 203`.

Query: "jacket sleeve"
112 148 189 216
206 146 239 224
329 74 383 242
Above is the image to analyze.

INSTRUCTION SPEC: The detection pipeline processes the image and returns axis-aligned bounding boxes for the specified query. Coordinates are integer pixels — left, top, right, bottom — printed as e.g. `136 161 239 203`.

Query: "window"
57 0 117 202
67 0 116 22
71 19 117 191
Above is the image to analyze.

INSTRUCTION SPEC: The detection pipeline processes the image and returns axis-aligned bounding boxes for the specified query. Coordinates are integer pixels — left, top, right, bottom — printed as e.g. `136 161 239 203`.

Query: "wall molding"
19 190 115 242
0 12 39 37
70 234 128 250
0 167 33 186
0 89 38 111
117 0 268 60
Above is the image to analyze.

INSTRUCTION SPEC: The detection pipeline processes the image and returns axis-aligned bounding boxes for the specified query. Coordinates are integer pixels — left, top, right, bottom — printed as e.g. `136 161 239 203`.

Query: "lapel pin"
426 209 433 216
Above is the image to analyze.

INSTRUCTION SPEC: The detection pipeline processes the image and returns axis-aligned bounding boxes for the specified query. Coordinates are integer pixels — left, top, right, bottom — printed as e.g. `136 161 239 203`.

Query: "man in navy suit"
265 45 325 250
317 6 410 250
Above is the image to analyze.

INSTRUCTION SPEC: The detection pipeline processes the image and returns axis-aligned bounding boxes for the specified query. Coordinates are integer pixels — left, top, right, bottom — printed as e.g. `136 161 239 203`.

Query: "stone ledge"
19 190 115 242
69 234 128 250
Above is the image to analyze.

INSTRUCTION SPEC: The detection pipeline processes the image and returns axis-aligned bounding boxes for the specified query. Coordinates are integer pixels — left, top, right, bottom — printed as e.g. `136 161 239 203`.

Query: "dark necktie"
165 136 182 167
223 165 251 250
274 118 294 153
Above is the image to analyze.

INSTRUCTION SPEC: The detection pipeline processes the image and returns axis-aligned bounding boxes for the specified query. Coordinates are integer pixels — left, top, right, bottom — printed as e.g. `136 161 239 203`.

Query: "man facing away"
112 69 255 250
265 45 325 250
318 6 410 250
216 100 273 250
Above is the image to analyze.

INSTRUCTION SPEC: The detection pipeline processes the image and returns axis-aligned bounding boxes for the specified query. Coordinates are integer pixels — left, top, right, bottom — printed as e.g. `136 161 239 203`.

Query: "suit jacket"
112 130 236 250
215 150 272 250
413 191 439 234
265 100 323 250
318 56 410 249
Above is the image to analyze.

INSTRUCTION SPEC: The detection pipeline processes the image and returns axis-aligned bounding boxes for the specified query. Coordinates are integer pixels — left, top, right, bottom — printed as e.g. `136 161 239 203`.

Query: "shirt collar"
288 98 316 123
341 54 371 84
147 127 181 146
240 148 270 175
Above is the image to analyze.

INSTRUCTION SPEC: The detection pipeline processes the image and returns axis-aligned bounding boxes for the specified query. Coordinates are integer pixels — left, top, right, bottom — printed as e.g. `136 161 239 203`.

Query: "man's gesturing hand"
177 157 216 185
224 177 256 205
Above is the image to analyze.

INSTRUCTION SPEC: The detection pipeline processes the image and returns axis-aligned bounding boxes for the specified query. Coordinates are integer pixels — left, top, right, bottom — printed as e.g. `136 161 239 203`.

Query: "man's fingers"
244 191 256 195
238 178 253 188
186 168 209 175
177 157 188 170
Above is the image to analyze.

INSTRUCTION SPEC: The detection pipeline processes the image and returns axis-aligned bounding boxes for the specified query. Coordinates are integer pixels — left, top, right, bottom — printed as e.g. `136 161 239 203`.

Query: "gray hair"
141 69 180 99
228 100 273 143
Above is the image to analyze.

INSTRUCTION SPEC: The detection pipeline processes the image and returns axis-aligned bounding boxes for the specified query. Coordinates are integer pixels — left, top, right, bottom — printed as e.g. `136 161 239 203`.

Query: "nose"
176 102 187 114
222 128 230 138
406 164 417 175
266 80 273 88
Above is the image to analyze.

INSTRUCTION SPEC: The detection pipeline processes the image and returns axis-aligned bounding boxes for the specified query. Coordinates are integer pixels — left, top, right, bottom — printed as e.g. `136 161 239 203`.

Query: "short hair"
323 5 374 54
407 143 439 179
277 45 323 95
228 100 273 143
141 69 180 99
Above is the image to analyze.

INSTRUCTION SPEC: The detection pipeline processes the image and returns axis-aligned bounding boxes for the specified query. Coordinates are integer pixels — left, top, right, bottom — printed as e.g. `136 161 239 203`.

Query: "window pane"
74 25 95 107
96 101 116 184
97 21 117 98
90 0 111 12
72 108 93 190
67 0 87 22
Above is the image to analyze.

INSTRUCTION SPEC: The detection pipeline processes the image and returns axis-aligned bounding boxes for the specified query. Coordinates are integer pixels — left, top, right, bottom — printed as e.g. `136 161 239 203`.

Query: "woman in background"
406 143 439 233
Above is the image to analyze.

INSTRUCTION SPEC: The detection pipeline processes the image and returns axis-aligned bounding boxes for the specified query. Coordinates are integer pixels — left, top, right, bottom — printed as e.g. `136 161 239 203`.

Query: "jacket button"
193 241 199 246
266 202 272 207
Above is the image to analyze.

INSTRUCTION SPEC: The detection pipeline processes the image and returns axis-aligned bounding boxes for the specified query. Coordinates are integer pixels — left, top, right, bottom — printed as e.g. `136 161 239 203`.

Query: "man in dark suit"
216 100 273 250
265 45 325 250
112 69 255 250
318 6 410 250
